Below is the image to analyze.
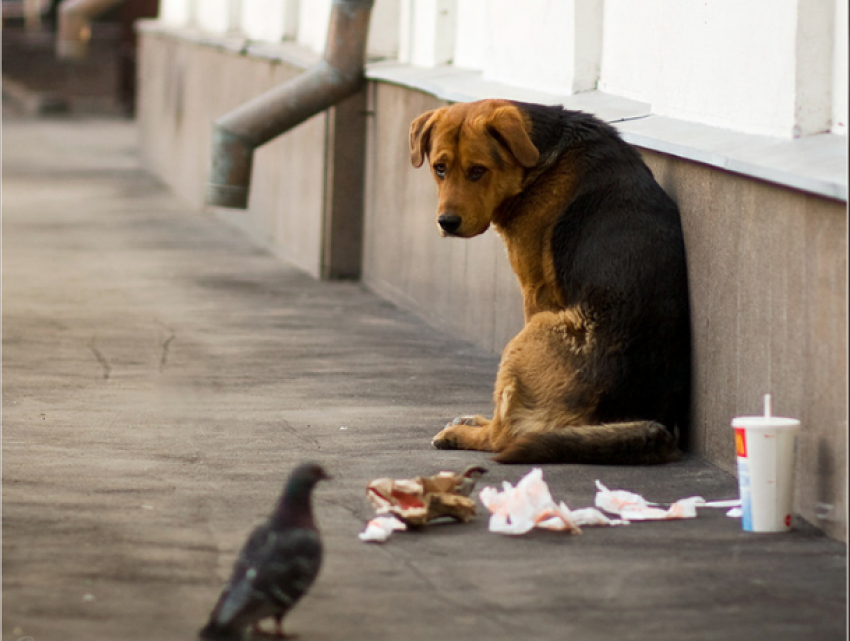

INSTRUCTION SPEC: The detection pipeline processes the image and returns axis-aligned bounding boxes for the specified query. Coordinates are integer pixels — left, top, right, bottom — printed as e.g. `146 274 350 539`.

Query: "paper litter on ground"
594 480 702 520
478 468 624 535
358 515 408 542
479 469 742 535
594 481 741 521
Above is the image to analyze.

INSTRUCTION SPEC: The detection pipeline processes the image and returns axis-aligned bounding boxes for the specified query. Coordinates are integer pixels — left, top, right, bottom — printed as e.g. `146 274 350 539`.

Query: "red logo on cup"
735 428 747 457
785 514 792 527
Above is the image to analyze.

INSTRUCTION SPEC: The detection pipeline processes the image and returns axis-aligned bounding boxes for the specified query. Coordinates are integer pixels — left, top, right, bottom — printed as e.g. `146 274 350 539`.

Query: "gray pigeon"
199 462 330 640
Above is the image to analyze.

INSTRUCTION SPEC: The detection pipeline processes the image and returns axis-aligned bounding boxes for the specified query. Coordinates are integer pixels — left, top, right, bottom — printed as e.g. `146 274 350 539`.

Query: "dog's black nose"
438 214 462 234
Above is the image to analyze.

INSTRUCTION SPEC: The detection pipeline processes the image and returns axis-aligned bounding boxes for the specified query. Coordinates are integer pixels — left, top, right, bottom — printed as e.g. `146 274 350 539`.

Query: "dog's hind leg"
492 421 681 464
431 315 554 452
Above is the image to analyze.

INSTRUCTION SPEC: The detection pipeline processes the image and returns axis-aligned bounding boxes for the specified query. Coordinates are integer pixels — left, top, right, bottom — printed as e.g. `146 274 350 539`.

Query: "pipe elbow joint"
205 0 374 209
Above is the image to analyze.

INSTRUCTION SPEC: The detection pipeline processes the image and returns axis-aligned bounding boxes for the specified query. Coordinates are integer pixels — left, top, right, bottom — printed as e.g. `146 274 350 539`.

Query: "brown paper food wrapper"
366 466 487 527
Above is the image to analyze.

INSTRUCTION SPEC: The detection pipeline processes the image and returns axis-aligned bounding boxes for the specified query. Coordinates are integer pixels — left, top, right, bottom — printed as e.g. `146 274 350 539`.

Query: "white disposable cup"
732 415 800 532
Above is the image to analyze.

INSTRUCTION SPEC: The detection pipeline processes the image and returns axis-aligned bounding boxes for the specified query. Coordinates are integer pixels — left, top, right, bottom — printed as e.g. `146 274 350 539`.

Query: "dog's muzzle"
438 214 462 235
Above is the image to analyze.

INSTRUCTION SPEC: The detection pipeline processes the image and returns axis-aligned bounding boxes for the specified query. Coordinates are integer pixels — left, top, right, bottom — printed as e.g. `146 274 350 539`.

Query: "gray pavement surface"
2 113 846 641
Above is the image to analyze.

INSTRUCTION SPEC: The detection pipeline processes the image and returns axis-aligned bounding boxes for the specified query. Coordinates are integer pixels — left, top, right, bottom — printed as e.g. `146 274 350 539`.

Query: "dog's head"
409 100 539 238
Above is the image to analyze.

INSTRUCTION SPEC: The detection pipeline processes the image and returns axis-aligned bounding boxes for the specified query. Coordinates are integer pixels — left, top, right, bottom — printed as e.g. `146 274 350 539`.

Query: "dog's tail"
492 421 680 465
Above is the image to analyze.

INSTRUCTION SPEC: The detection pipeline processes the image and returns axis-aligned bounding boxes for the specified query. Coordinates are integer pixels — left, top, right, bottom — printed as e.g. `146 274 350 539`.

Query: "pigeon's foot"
249 619 298 639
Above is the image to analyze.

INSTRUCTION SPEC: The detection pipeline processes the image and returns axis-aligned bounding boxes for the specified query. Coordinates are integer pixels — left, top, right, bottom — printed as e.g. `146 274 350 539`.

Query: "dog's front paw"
432 424 459 450
432 415 490 450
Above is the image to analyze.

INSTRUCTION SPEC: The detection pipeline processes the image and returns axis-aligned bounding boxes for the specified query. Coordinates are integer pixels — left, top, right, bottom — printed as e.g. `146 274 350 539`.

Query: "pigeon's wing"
252 528 323 614
205 523 275 630
211 526 322 629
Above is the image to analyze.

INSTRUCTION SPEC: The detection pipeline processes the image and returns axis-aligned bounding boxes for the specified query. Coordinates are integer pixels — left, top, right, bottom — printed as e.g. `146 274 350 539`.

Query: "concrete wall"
137 31 328 278
644 149 847 540
361 82 847 540
362 85 525 354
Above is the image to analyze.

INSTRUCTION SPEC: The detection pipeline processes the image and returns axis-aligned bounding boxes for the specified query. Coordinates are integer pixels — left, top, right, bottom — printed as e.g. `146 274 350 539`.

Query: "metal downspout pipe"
56 0 125 60
206 0 375 209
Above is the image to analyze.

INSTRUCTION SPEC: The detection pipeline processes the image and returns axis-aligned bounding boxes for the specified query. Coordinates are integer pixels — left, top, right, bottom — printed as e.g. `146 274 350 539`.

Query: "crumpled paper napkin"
479 469 741 535
478 468 621 535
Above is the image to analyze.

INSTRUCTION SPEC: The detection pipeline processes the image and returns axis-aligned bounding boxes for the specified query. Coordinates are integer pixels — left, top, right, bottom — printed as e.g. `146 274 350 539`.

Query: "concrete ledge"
135 20 322 69
366 61 848 203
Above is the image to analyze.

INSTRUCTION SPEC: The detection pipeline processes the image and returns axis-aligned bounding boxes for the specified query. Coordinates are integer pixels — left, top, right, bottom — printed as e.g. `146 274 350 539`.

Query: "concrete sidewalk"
2 113 846 641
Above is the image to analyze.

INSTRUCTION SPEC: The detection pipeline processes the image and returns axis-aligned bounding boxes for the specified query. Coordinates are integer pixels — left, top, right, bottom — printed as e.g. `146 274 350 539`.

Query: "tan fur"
431 309 599 454
410 100 599 457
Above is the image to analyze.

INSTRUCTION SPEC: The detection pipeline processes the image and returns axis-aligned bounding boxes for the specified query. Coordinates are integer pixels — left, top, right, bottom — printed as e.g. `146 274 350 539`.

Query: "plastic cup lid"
731 416 801 430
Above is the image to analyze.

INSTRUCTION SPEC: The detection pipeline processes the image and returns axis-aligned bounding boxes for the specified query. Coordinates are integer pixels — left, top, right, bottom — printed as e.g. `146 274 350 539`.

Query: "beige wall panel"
644 150 847 540
799 198 847 540
362 83 524 350
251 63 326 277
138 33 327 276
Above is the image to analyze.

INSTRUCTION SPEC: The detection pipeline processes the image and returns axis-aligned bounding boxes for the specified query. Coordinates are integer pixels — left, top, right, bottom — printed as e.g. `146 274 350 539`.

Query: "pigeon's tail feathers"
199 578 253 641
213 579 256 630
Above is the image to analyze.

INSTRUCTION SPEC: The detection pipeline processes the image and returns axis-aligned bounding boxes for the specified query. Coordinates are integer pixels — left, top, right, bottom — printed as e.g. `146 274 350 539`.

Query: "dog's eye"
468 165 487 182
433 163 447 178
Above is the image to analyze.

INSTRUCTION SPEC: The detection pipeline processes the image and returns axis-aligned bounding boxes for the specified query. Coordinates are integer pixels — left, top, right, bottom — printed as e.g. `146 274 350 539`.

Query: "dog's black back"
520 103 691 440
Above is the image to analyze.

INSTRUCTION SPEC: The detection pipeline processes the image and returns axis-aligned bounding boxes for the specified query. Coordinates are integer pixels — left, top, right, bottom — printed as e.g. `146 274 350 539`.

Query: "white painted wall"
296 0 333 52
278 0 399 57
484 0 600 94
793 0 835 136
833 0 848 134
453 0 487 69
194 0 241 34
398 0 457 66
599 0 844 138
452 0 601 94
171 0 847 139
602 0 799 138
368 0 401 59
158 0 195 27
241 0 297 42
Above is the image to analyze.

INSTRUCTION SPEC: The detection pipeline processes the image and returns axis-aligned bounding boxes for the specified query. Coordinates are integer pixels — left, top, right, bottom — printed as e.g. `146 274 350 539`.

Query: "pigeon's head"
287 462 332 493
273 463 331 527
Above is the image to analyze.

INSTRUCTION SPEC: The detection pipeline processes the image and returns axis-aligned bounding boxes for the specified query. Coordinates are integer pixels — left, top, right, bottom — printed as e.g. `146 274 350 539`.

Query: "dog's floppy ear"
487 106 539 168
409 109 438 168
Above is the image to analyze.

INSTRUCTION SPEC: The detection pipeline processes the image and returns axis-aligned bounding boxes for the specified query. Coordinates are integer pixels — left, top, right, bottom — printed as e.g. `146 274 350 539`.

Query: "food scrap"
359 465 487 542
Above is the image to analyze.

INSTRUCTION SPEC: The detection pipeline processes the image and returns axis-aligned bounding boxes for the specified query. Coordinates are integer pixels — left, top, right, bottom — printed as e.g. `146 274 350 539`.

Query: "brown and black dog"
409 99 690 464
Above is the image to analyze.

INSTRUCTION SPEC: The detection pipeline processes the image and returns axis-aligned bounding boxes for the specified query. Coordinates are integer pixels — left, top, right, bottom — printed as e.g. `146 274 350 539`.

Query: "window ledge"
366 61 847 202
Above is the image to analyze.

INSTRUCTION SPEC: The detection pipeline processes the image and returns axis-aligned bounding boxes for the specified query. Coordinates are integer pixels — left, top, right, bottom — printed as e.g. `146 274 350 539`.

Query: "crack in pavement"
89 338 112 380
159 334 176 372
